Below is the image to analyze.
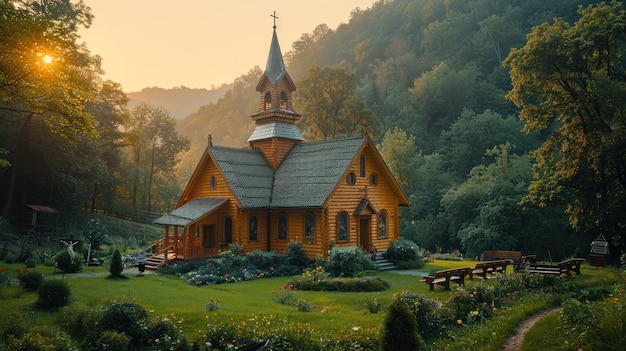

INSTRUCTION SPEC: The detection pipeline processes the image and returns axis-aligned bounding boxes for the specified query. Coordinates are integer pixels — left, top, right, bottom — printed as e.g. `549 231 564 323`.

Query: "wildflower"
457 319 463 325
470 310 479 316
352 326 360 331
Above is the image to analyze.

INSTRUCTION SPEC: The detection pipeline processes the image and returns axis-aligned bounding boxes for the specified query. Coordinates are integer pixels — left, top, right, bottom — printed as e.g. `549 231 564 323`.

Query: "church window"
278 214 288 240
359 155 366 177
337 212 349 242
264 92 272 110
249 216 258 241
347 172 356 185
224 217 232 243
378 211 388 238
304 213 315 243
210 176 217 189
370 173 378 186
280 92 287 109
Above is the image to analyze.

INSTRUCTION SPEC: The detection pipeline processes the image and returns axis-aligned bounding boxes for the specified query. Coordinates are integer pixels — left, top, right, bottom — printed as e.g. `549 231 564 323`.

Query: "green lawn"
1 259 618 350
0 260 443 339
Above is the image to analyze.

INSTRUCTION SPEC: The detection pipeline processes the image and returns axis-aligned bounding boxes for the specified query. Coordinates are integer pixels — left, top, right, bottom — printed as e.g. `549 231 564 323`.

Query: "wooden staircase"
369 251 398 271
138 239 177 271
143 250 175 270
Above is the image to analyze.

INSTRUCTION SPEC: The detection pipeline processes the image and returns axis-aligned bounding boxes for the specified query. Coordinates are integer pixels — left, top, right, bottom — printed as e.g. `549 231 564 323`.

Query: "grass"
0 258 620 350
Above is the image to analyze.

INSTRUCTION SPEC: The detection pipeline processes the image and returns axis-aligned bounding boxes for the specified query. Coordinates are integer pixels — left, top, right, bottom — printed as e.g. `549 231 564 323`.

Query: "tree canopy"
505 1 626 256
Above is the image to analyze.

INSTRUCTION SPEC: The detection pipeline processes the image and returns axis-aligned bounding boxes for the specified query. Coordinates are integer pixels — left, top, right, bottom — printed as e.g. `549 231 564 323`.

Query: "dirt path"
501 307 561 351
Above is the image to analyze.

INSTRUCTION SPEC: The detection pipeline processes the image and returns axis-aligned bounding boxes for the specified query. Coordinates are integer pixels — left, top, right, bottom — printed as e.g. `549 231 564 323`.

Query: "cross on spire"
271 11 279 29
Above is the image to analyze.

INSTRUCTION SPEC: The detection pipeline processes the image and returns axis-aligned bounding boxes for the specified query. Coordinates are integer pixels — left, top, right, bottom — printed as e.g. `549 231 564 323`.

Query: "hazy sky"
78 1 377 92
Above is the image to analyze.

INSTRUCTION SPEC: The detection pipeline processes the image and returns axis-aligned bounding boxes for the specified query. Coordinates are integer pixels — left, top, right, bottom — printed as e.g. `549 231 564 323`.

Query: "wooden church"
152 24 409 265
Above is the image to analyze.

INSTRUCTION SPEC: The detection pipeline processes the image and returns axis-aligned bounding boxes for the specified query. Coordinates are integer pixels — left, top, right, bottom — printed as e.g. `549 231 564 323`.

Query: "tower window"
264 92 272 110
280 92 287 109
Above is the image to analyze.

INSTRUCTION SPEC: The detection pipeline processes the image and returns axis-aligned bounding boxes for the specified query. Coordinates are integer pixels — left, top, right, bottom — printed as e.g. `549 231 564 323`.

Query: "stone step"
369 252 398 271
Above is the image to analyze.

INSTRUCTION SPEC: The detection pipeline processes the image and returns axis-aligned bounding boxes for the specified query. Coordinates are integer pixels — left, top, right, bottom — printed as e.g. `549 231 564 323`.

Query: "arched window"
280 92 288 109
359 154 366 177
378 211 388 238
264 92 272 110
278 214 288 240
249 216 258 241
304 213 315 243
337 212 349 242
224 217 232 243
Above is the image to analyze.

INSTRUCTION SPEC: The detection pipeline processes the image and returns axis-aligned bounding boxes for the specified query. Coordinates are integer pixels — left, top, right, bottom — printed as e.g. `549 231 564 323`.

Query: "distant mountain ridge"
127 85 231 119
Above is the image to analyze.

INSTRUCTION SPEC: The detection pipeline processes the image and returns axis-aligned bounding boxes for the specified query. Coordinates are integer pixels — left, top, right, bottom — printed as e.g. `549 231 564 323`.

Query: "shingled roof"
208 136 365 210
272 135 365 208
211 146 274 209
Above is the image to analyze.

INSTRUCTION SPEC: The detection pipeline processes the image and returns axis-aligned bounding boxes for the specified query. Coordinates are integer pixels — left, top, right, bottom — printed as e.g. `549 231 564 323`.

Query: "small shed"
21 204 60 235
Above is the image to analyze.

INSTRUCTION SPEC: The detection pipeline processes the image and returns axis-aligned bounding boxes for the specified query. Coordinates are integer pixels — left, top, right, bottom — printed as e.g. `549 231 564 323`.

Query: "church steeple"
248 15 303 170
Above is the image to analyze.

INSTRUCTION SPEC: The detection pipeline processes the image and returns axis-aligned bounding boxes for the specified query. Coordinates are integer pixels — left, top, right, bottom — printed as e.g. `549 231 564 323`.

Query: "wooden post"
173 226 179 255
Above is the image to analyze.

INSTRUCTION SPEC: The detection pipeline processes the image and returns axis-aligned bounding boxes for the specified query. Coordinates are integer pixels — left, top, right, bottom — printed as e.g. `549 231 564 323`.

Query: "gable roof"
155 198 228 226
271 135 366 208
211 146 274 209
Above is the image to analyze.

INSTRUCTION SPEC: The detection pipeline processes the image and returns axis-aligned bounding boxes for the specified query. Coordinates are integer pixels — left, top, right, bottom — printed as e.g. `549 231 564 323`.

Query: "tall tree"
295 66 378 140
377 127 423 193
0 0 100 218
123 103 189 217
504 1 626 260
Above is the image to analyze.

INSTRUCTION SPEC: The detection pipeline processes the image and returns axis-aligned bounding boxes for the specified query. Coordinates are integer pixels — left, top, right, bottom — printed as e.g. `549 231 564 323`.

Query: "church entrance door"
359 218 371 253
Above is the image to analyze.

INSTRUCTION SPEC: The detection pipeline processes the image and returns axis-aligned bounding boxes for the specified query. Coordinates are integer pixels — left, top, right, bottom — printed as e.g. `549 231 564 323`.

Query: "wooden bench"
523 258 585 277
558 258 585 276
420 267 472 291
470 259 512 279
525 263 562 276
482 250 522 261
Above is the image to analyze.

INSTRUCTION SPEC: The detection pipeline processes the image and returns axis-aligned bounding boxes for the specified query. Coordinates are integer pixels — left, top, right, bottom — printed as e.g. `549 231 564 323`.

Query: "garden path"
501 307 561 351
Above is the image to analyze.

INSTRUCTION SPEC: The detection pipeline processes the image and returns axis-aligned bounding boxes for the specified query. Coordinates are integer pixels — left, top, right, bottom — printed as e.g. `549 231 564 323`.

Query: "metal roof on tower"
264 28 287 84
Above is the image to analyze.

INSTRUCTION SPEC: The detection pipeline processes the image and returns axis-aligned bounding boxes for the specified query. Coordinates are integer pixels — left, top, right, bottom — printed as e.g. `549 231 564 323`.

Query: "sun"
43 55 53 64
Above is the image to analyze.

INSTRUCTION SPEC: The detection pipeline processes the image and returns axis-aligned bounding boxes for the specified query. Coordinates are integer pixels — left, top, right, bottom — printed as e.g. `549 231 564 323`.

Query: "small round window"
347 172 356 185
210 176 217 189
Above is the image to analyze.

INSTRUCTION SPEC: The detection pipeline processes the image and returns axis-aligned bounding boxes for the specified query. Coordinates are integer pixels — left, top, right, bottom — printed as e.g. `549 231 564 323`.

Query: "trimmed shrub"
36 280 71 309
285 240 311 269
57 304 104 348
109 249 124 276
397 291 442 339
384 239 422 264
383 296 423 351
54 250 83 273
325 246 364 278
100 301 148 345
7 327 74 351
18 270 44 291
